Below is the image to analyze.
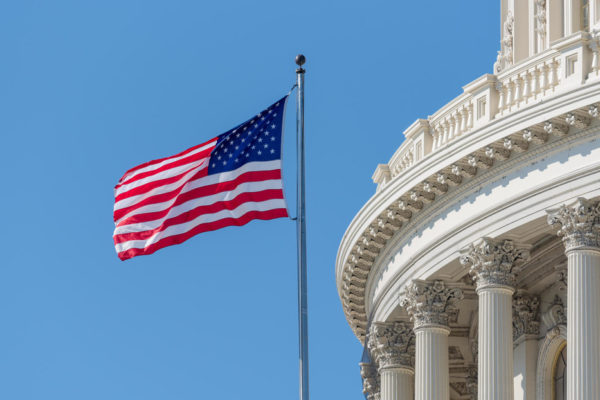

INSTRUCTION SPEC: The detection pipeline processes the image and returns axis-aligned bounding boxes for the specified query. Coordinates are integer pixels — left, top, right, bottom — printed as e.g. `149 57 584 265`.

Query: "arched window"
553 344 566 400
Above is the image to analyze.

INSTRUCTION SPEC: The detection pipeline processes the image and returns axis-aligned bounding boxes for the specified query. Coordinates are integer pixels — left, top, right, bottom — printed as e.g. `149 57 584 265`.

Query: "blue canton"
208 96 287 175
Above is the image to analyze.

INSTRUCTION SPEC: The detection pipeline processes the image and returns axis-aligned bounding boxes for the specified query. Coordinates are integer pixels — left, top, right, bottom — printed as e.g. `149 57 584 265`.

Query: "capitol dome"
336 1 600 399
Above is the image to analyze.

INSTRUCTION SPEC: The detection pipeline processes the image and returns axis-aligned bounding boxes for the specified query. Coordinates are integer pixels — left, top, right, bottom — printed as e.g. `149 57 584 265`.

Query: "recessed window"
477 96 487 119
553 344 566 400
566 54 578 77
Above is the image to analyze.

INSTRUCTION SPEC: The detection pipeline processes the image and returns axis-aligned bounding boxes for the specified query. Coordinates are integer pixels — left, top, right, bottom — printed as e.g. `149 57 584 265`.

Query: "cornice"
336 82 600 341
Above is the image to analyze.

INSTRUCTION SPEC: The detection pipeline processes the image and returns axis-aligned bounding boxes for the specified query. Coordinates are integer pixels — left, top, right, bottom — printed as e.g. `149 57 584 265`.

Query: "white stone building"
335 1 600 399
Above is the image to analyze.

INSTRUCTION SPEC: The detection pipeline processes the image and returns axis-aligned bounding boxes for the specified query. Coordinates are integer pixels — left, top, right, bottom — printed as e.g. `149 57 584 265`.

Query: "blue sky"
1 1 498 399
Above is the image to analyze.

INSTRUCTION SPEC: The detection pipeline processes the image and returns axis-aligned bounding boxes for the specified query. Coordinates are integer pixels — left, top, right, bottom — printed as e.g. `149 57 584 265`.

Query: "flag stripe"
115 198 286 254
115 178 284 231
118 138 217 184
115 145 214 192
114 187 285 243
116 208 287 260
114 160 282 221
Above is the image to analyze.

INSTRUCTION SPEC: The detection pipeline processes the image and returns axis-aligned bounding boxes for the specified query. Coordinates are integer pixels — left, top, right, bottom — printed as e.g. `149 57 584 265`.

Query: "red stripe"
116 146 214 189
113 169 281 223
114 189 284 244
115 162 208 203
117 208 288 260
118 138 217 184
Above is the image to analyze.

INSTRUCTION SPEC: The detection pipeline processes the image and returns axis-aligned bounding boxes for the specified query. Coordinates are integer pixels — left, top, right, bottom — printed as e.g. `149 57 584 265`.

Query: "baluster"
548 60 557 88
539 64 547 92
506 80 514 106
453 113 460 137
531 67 539 95
522 71 530 101
497 82 505 112
460 108 467 134
514 76 522 104
467 103 474 129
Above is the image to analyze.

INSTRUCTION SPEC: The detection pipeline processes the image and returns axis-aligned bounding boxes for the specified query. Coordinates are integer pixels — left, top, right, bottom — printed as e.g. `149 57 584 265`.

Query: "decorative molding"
547 197 600 251
400 280 463 329
459 238 531 290
367 321 415 369
466 365 478 400
337 102 600 340
512 291 540 340
536 324 566 400
541 295 567 330
359 362 380 400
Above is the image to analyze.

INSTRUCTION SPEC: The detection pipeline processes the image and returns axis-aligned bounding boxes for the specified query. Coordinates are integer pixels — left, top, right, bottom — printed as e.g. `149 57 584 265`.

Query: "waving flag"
113 96 289 260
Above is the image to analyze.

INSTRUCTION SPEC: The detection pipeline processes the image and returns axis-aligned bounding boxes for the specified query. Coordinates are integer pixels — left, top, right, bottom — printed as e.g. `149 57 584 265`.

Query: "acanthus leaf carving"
367 321 415 369
547 198 600 251
512 291 540 340
400 280 463 329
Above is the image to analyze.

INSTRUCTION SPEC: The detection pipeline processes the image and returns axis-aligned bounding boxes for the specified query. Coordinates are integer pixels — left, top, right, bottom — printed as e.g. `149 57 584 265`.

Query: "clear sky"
1 1 498 399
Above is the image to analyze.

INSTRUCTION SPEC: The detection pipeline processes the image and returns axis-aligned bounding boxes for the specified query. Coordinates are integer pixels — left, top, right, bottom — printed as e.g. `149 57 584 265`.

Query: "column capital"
359 362 380 400
512 291 540 341
459 237 531 290
547 198 600 251
367 321 415 370
401 280 463 330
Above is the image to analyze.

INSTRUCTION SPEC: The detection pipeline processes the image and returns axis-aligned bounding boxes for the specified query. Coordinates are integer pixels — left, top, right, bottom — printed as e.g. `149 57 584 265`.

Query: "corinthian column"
368 321 415 400
460 238 531 400
401 280 463 400
360 362 380 400
548 198 600 400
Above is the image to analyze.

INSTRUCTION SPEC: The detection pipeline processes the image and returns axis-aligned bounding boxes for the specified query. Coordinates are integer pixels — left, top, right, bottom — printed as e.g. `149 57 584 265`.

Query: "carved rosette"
400 280 463 329
359 362 380 400
459 238 531 291
367 321 415 369
547 198 600 251
512 291 540 340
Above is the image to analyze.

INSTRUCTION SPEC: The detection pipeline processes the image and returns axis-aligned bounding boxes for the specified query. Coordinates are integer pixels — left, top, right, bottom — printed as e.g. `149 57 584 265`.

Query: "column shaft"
478 287 514 400
380 368 414 400
567 249 600 400
415 327 449 400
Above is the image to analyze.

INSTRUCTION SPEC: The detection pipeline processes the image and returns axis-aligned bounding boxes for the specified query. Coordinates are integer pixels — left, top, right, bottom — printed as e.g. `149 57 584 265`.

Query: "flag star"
264 144 268 148
258 150 262 155
218 155 222 160
246 153 250 157
270 149 275 154
243 126 247 131
254 123 258 128
236 133 240 138
224 148 228 153
235 146 239 150
252 145 256 149
251 120 255 124
271 136 275 141
229 154 233 158
258 113 262 117
241 138 245 142
258 137 263 142
268 110 273 114
212 163 216 167
274 113 278 117
271 124 276 129
223 161 227 165
265 131 269 135
261 116 265 121
235 158 238 162
276 102 280 106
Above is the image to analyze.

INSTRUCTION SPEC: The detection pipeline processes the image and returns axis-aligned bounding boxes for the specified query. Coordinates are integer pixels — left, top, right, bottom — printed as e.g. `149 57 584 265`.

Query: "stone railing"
375 32 597 190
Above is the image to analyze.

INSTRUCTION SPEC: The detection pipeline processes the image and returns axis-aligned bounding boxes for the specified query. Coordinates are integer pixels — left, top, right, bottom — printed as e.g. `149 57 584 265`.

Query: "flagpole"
295 54 309 400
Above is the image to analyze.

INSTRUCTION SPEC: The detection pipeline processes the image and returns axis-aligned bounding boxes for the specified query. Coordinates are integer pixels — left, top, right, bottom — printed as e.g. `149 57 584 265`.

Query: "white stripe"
114 163 207 212
115 198 287 253
119 139 217 184
113 160 282 215
115 158 209 198
114 179 284 233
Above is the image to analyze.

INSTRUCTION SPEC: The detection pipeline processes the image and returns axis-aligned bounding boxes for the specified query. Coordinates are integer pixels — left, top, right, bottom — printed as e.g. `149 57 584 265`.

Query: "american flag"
113 96 289 260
